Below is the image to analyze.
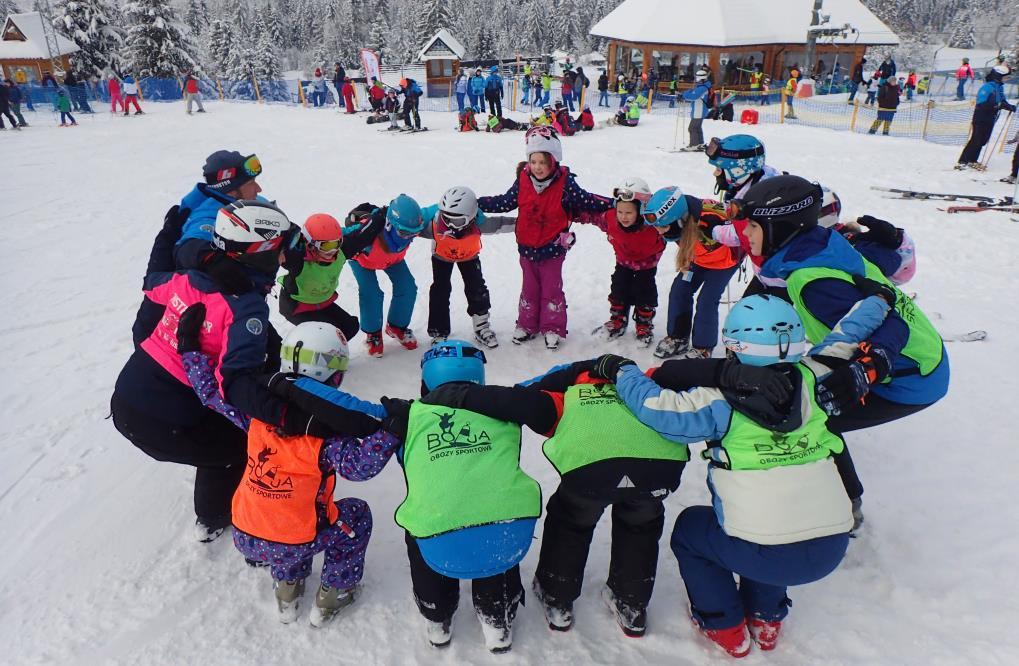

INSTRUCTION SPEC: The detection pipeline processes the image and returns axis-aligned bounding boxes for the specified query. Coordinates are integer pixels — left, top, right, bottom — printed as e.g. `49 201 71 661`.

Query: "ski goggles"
241 154 262 178
440 211 474 231
283 341 350 376
705 137 765 162
525 125 557 140
420 344 487 368
310 239 342 253
725 199 746 220
612 186 651 204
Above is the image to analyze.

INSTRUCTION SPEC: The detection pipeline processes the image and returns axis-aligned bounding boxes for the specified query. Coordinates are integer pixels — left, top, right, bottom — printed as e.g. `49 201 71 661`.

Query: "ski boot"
309 583 358 628
193 514 230 543
595 298 629 340
601 585 646 638
1001 175 1017 184
473 313 499 348
532 577 573 631
385 323 418 350
427 329 449 346
653 336 690 359
512 327 537 345
365 331 384 358
274 578 306 624
747 617 782 651
633 306 655 348
851 497 864 533
680 347 713 360
477 609 514 653
697 618 751 658
544 332 563 351
426 617 452 648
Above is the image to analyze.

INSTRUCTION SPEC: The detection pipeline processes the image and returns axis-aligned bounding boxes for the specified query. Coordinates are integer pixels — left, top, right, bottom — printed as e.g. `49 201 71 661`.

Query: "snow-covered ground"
2 100 1017 665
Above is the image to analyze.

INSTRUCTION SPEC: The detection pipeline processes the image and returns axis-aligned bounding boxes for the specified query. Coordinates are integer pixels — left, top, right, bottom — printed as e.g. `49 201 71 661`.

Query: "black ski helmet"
739 175 823 255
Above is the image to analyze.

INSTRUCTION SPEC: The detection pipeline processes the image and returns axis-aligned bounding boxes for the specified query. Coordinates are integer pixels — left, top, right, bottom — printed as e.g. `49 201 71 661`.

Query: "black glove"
163 204 190 237
176 303 206 353
815 344 891 416
855 215 903 248
590 354 636 382
717 359 794 406
381 397 412 439
852 274 897 307
279 404 319 436
713 170 731 197
201 251 254 294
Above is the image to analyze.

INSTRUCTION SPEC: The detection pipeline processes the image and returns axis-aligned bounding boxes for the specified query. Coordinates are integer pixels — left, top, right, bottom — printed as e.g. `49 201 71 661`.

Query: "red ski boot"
595 298 629 340
365 331 384 358
698 620 751 658
385 323 418 350
634 306 655 348
747 617 781 651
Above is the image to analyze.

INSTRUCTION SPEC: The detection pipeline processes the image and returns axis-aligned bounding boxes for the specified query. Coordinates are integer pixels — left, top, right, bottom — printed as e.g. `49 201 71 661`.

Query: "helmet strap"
291 340 304 377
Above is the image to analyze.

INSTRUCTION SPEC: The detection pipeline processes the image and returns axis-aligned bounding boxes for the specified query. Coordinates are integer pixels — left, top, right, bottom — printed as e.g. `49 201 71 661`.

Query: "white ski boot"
653 336 690 359
193 515 229 543
426 617 452 648
601 585 647 637
477 610 513 653
532 577 573 631
309 583 358 628
473 313 499 348
512 327 536 345
274 578 306 624
544 332 563 351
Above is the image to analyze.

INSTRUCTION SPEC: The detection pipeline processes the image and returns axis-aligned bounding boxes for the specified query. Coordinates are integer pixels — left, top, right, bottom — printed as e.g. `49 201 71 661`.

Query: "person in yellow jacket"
784 67 799 119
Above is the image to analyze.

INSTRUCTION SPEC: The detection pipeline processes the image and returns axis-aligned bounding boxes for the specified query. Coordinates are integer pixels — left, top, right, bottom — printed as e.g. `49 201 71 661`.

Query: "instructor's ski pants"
348 260 416 334
688 117 704 147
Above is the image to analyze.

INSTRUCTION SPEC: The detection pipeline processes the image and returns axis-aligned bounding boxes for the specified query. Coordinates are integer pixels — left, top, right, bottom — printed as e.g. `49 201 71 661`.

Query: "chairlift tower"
36 0 67 77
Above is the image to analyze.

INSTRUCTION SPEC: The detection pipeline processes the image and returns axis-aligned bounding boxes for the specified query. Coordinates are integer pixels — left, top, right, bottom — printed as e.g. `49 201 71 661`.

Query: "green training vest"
543 383 688 475
784 260 943 377
715 365 843 471
627 103 641 120
288 257 346 305
395 401 541 538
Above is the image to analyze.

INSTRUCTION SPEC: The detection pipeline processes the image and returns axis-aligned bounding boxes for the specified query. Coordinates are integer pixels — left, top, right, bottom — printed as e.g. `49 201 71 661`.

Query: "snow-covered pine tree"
52 0 124 78
206 18 232 75
264 2 284 46
330 0 356 64
367 13 387 54
474 23 493 59
123 0 203 77
184 0 209 37
947 12 976 49
414 0 450 49
524 0 549 55
1 0 22 20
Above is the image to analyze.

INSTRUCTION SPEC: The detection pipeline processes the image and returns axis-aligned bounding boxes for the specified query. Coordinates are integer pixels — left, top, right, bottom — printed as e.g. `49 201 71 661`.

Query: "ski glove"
855 215 903 248
590 354 637 383
380 397 412 440
176 303 206 353
852 274 897 307
815 343 891 416
201 251 254 295
717 359 794 406
163 204 191 238
557 231 577 250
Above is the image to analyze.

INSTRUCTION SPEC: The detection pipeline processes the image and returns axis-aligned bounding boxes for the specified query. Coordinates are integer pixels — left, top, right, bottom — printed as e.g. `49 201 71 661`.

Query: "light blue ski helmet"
722 295 806 366
421 340 487 391
707 134 766 187
643 186 690 228
490 65 499 73
386 194 425 235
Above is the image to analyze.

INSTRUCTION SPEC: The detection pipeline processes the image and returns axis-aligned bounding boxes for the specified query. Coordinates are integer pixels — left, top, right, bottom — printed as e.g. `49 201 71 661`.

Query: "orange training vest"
231 420 338 545
431 215 482 262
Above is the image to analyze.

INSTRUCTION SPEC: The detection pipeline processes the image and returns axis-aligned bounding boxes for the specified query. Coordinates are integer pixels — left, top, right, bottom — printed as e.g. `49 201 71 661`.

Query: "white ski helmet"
818 187 842 228
280 322 350 387
213 200 292 274
612 177 653 211
695 69 709 82
438 186 479 231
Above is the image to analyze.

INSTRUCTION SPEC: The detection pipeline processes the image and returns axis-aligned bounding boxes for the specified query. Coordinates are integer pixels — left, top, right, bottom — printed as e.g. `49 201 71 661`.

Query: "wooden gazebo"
590 0 898 89
417 29 466 97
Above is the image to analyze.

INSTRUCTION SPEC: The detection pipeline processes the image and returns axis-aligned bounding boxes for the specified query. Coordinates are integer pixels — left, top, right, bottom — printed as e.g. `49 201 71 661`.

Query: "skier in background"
956 64 1015 169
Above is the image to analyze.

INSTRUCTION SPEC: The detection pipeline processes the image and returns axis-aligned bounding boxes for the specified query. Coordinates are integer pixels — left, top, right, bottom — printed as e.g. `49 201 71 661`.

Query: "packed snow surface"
1 100 1017 665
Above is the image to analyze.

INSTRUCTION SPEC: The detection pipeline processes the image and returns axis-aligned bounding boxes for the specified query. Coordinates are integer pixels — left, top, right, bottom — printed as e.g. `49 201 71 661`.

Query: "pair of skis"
870 187 1015 214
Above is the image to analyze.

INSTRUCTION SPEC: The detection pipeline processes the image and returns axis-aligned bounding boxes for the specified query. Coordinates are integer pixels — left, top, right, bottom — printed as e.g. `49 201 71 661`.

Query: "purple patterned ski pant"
233 497 372 589
517 254 568 336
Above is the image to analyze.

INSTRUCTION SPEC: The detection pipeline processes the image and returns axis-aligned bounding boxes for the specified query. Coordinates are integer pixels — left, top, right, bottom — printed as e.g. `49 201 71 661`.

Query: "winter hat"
314 67 322 76
525 126 563 164
203 150 261 192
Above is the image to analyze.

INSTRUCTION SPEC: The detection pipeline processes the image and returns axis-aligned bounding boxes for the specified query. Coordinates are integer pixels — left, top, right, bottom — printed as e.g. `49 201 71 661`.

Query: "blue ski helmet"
386 194 425 235
643 186 690 228
490 65 499 73
707 135 766 187
421 340 487 391
722 295 806 366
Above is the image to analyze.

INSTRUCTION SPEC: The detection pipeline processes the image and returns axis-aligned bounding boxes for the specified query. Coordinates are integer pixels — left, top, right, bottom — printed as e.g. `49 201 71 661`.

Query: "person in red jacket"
108 73 125 113
576 105 595 131
575 177 664 346
955 57 975 100
478 127 612 350
183 71 206 114
367 77 385 112
342 77 356 114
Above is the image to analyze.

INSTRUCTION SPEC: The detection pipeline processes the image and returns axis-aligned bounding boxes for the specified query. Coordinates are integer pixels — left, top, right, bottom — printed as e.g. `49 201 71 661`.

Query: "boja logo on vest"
426 410 493 460
245 444 295 497
753 431 821 466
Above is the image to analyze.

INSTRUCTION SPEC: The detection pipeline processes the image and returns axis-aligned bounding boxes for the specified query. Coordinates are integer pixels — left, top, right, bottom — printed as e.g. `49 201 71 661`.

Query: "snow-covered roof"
417 29 466 62
590 0 898 48
1 12 79 60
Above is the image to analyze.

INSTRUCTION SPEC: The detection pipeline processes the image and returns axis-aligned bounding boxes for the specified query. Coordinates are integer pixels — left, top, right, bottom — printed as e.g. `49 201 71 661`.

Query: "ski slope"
1 100 1016 665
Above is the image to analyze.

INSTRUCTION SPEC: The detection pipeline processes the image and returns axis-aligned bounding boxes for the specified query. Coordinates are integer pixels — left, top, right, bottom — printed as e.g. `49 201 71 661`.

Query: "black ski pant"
427 256 491 337
609 265 658 308
403 97 420 129
279 294 360 341
826 395 934 500
534 486 666 609
110 391 246 523
958 119 994 164
486 91 502 118
404 531 523 625
1012 142 1019 177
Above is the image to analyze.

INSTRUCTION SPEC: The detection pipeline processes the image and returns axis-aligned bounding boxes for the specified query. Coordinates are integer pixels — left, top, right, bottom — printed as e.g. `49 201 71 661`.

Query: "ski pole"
980 110 1012 170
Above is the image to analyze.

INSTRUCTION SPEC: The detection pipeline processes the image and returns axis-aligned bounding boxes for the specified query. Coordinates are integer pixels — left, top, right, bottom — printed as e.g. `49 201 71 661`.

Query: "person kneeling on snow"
614 96 640 127
577 105 595 131
603 291 897 657
175 313 398 627
459 105 480 132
